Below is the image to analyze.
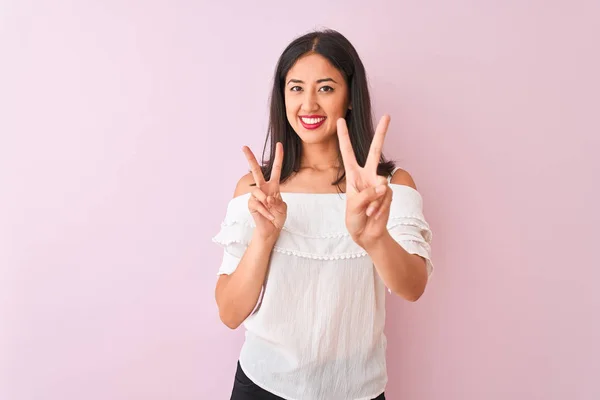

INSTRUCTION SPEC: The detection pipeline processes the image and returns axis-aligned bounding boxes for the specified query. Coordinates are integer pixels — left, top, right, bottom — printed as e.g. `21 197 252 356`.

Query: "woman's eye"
289 86 333 92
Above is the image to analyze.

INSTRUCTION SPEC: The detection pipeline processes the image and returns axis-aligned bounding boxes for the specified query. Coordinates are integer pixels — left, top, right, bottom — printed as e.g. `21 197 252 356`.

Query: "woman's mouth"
299 115 326 130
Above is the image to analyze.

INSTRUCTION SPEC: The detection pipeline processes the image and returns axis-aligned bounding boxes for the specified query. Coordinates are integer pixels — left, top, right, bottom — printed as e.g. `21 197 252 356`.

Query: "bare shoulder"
390 168 417 190
233 172 255 197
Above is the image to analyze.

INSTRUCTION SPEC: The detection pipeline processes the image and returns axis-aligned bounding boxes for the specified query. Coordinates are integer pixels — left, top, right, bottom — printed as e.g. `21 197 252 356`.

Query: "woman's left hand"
337 115 393 248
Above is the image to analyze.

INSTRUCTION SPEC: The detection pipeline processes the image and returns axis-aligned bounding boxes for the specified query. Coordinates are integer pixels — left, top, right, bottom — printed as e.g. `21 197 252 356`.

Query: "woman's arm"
215 232 276 329
215 173 277 329
364 231 428 302
336 117 429 301
215 145 287 329
362 169 429 302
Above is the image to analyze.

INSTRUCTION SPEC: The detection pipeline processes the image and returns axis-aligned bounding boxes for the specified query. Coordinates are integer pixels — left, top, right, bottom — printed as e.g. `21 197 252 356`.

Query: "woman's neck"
299 140 341 171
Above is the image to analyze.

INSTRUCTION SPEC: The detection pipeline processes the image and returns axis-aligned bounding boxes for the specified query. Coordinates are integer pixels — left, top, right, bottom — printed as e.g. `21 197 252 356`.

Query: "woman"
213 29 434 400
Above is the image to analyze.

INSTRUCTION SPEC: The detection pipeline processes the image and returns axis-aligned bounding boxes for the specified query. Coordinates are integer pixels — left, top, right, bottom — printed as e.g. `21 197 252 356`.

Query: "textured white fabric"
213 183 433 400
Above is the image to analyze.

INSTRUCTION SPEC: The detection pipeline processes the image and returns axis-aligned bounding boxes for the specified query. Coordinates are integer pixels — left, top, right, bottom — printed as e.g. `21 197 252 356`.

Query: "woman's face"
284 53 350 144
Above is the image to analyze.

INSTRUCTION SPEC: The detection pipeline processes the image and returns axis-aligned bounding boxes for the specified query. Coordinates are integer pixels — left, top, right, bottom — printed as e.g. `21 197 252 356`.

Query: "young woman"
213 29 434 400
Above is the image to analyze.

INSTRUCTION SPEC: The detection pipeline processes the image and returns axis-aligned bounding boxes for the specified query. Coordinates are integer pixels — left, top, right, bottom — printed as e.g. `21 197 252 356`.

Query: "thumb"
268 196 287 214
351 184 387 213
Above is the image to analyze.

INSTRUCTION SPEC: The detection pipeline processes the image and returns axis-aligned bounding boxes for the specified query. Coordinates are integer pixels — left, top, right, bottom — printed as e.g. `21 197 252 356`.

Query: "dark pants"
231 361 386 400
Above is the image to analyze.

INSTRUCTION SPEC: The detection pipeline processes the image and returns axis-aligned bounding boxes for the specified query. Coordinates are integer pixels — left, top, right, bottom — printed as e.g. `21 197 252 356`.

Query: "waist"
239 332 388 400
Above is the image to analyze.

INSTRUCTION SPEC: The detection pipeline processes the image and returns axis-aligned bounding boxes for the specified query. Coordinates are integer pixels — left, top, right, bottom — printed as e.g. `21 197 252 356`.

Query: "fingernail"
269 214 275 221
366 206 375 216
375 185 386 194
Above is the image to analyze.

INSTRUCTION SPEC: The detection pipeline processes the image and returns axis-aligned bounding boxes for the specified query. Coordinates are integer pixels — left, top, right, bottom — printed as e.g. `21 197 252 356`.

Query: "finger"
269 196 287 215
365 115 390 174
242 146 266 187
251 188 268 206
366 199 381 217
269 142 284 184
375 186 393 220
350 184 387 214
336 118 359 176
266 196 286 230
249 197 275 221
365 176 390 216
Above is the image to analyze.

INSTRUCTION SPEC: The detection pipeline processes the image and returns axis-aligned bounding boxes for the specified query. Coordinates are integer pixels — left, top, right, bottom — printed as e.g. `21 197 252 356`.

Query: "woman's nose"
301 91 319 112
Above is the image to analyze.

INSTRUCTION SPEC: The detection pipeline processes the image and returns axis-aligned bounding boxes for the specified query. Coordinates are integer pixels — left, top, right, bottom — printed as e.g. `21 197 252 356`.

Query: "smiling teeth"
301 117 325 124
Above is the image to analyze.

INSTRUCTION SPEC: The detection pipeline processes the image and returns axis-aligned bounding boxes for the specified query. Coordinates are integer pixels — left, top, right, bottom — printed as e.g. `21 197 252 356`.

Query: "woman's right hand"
242 142 287 241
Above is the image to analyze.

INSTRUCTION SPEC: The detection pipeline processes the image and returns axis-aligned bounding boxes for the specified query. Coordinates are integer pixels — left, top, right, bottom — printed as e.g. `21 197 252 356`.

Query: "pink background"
1 1 599 399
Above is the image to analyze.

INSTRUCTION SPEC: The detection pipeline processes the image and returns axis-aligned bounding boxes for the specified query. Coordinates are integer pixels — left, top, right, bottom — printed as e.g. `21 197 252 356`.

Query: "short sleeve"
387 184 434 279
212 194 254 276
217 250 242 276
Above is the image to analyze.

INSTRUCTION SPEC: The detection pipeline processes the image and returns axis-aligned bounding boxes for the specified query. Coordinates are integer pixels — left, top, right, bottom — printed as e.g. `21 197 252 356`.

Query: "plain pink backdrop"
1 1 599 399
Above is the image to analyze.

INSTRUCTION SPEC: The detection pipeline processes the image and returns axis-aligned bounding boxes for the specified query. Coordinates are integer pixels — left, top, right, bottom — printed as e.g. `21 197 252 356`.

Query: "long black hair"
260 29 395 188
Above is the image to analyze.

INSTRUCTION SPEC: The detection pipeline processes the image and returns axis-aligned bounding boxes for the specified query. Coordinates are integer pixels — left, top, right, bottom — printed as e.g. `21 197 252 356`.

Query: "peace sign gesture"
242 142 288 241
337 115 393 247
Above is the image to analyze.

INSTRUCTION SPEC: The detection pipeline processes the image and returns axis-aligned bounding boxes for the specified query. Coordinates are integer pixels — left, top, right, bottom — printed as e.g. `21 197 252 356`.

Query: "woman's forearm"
363 232 428 302
215 233 277 329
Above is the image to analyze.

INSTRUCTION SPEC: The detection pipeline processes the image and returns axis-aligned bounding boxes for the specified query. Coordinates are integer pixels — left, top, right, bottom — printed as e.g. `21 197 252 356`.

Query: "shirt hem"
238 358 386 400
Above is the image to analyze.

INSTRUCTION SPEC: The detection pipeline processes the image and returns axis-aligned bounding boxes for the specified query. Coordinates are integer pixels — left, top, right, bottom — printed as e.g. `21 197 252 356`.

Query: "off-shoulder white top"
213 178 433 400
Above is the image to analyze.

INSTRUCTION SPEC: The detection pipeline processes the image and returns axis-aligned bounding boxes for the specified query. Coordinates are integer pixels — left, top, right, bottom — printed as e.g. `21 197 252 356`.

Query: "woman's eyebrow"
286 78 338 85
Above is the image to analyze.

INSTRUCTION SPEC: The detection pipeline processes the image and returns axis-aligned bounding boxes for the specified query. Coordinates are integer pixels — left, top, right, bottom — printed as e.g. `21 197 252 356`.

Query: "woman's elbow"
219 309 242 330
392 286 425 302
222 319 242 330
405 288 425 302
392 276 428 302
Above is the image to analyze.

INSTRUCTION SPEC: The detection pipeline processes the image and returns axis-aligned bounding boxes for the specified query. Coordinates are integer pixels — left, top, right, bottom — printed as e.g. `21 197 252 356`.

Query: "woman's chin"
295 131 337 145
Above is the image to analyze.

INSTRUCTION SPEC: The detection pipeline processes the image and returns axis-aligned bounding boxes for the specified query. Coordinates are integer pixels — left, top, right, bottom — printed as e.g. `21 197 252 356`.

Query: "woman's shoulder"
233 168 417 196
389 167 417 190
233 172 255 197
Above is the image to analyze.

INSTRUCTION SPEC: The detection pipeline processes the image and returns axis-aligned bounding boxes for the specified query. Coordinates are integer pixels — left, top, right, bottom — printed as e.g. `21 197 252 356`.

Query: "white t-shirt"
213 181 434 400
